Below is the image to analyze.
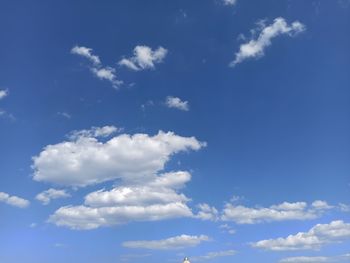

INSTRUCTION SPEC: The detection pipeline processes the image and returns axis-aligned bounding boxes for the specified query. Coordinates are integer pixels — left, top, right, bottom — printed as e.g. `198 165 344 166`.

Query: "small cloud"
0 192 30 208
30 223 37 228
230 17 306 67
36 188 71 205
191 250 236 261
57 112 72 119
0 89 9 100
165 96 189 111
222 0 237 6
119 46 168 71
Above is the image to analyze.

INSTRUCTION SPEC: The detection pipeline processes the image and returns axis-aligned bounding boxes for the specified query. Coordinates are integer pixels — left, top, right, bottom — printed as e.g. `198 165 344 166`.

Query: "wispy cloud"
122 235 210 250
230 17 305 66
191 250 236 261
222 0 237 6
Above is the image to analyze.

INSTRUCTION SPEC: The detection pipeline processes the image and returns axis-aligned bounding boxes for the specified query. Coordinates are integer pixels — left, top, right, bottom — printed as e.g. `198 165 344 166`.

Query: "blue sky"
0 0 350 262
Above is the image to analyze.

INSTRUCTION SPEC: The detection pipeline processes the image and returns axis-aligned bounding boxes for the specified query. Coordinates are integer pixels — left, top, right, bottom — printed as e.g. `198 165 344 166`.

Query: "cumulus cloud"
0 192 30 208
119 46 168 71
230 17 305 66
71 45 122 88
191 250 236 261
122 235 210 250
36 188 71 205
165 96 189 111
252 220 350 251
48 171 194 229
221 201 330 224
35 126 206 229
32 127 205 187
0 89 8 100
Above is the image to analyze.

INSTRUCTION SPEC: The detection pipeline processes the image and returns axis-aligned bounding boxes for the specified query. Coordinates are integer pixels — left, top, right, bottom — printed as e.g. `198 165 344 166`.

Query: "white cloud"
119 46 168 71
339 203 350 212
57 112 72 119
0 89 8 100
311 200 333 210
36 188 71 205
219 224 236 235
196 203 219 221
221 201 329 224
279 253 350 263
68 125 120 139
280 256 330 263
252 220 350 251
165 96 189 111
230 17 305 66
71 45 122 88
0 192 30 208
48 171 194 229
71 46 101 65
222 0 237 6
122 235 210 250
36 126 206 230
32 127 205 187
191 250 236 261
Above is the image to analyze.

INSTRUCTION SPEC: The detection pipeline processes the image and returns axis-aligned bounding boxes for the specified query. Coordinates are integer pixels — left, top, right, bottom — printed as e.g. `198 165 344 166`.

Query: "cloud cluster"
165 96 189 111
0 192 30 208
122 234 210 250
36 188 71 205
119 46 167 71
33 126 205 229
231 17 305 66
252 220 350 251
71 46 122 88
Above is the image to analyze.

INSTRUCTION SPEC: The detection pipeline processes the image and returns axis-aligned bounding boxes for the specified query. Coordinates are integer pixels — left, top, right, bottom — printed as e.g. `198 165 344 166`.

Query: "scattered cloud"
122 235 210 250
230 17 305 66
119 46 168 71
0 192 30 208
191 250 236 261
71 45 122 88
221 201 331 224
165 96 189 111
36 188 71 205
252 220 350 251
0 89 8 100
